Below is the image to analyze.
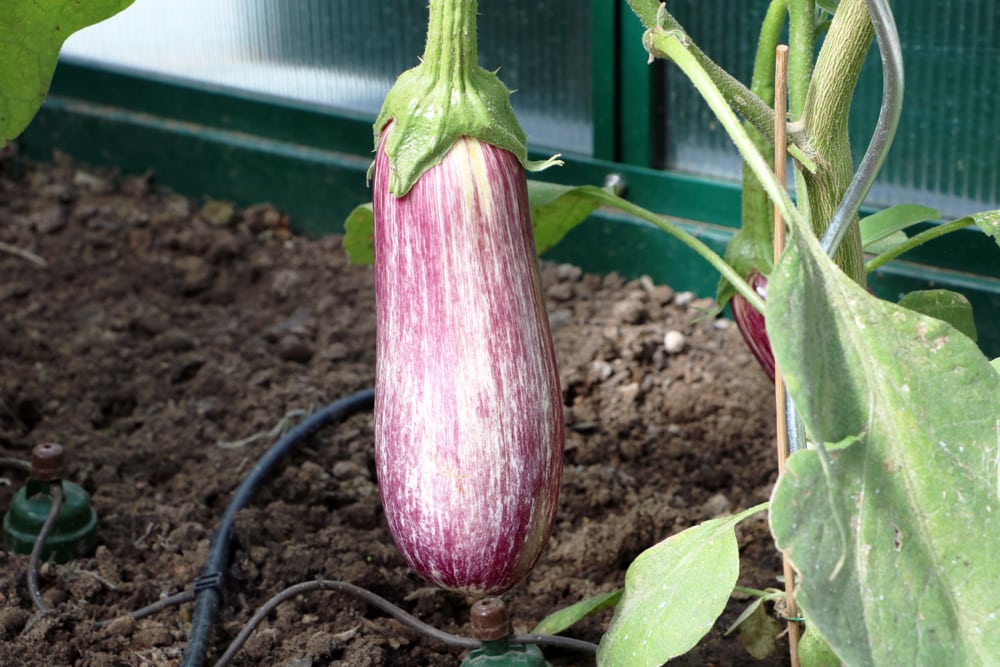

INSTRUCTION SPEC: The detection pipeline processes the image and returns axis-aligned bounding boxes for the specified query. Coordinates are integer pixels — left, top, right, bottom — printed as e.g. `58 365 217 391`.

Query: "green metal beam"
590 0 618 161
619 8 653 166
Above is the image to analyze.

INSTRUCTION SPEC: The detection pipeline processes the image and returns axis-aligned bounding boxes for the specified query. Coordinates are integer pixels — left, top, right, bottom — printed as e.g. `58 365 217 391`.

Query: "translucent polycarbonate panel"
857 0 1000 217
61 1 592 154
658 1 768 182
660 1 1000 219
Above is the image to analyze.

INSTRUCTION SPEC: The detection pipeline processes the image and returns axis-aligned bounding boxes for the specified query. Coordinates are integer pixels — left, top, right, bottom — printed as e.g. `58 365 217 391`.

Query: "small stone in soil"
612 296 646 324
0 608 29 639
277 335 315 363
32 205 68 234
674 290 696 306
701 492 732 517
102 615 136 637
556 263 582 281
200 199 236 226
664 329 687 354
175 256 214 294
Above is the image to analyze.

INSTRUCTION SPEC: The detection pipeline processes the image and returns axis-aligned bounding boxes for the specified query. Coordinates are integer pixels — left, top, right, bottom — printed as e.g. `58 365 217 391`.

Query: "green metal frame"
17 35 1000 356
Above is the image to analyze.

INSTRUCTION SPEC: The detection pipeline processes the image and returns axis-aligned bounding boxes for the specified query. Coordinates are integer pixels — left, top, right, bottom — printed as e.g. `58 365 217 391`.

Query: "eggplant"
731 272 776 381
372 123 565 595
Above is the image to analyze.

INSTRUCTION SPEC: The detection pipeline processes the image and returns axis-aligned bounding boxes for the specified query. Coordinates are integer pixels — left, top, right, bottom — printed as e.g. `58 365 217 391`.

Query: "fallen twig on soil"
0 241 46 267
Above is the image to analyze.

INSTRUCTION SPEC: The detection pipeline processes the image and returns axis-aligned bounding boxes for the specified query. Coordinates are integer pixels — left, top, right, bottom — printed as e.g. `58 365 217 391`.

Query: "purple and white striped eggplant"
731 272 775 382
372 124 565 595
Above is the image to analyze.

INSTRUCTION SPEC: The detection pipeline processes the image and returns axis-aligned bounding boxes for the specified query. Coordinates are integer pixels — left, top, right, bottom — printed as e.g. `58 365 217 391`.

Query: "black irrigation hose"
0 457 32 474
212 578 599 667
13 392 599 661
28 483 63 615
96 589 197 628
212 579 477 667
181 388 376 667
509 634 601 654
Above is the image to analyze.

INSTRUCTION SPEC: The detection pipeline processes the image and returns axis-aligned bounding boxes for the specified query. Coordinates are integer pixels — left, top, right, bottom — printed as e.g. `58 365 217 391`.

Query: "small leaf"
816 0 841 14
342 203 375 265
898 289 977 342
1 0 135 142
734 599 781 660
964 209 1000 248
724 597 764 637
798 624 841 667
859 204 939 248
863 230 908 256
530 588 622 636
597 504 767 667
527 180 605 254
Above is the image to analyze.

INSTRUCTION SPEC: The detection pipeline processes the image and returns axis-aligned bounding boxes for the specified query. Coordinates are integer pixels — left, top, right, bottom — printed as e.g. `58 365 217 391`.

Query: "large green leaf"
597 504 767 666
1 0 134 142
767 220 1000 666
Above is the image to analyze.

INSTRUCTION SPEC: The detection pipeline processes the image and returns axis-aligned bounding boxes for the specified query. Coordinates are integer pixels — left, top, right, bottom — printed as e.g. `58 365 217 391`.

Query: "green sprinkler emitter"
462 597 550 667
4 442 98 563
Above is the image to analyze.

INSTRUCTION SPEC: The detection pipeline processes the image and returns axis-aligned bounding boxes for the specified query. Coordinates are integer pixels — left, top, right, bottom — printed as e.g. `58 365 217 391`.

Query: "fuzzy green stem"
422 0 477 90
864 218 975 273
642 27 804 239
786 0 815 120
733 586 784 600
799 0 874 283
743 0 787 234
787 1 816 230
751 0 789 107
719 0 787 304
580 187 766 313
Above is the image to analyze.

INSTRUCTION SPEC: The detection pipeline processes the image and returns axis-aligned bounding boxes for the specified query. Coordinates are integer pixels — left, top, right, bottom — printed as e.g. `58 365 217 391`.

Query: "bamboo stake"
772 44 801 667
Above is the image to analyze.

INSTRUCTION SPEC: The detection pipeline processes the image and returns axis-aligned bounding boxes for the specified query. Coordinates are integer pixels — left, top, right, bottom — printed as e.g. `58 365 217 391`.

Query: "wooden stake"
772 43 801 667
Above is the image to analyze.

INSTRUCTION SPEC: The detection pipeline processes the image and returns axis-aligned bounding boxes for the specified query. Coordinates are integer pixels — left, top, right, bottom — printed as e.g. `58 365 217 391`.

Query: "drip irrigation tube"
180 387 376 667
28 483 63 614
12 388 600 662
210 578 601 667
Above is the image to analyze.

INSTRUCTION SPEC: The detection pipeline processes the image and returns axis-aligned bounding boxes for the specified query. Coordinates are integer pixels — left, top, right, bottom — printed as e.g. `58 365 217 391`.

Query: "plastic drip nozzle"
3 443 98 563
461 598 550 667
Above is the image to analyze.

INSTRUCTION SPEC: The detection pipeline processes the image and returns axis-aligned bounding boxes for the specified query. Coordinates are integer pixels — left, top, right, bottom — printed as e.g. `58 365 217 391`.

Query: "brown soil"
0 151 788 666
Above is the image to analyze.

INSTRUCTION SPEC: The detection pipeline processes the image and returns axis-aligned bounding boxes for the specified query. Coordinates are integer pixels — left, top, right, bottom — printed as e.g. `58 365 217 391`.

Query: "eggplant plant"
352 0 1000 664
580 2 1000 665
